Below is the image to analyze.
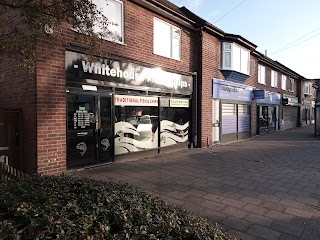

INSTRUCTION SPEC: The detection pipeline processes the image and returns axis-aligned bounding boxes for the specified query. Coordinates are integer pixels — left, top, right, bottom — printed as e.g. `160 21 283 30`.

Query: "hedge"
0 175 233 240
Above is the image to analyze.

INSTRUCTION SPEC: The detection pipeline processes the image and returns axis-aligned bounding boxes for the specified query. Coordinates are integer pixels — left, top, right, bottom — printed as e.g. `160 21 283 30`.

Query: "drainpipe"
297 78 302 127
192 71 198 148
196 28 203 148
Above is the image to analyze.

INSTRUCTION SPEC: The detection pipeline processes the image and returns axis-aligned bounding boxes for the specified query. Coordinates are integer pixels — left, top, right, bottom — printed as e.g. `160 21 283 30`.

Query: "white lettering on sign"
80 61 189 90
114 95 158 106
221 86 242 93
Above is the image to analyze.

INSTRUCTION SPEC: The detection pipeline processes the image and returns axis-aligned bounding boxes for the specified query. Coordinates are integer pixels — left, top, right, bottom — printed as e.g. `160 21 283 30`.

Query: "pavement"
74 125 320 240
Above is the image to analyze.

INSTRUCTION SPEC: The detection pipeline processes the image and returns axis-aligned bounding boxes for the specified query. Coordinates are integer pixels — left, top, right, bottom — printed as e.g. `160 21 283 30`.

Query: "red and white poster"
114 95 158 106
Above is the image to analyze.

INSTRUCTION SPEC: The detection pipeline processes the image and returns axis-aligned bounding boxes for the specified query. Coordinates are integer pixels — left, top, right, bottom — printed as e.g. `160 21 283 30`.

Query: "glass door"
98 96 112 163
67 94 112 168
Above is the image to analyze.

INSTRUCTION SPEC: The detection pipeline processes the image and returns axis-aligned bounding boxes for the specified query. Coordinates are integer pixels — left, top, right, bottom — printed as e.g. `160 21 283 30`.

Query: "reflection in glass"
114 106 158 155
160 104 190 148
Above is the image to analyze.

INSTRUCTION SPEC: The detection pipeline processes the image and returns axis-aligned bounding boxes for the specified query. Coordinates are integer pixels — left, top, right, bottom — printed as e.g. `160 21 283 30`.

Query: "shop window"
271 70 278 88
222 42 250 75
74 0 124 43
154 18 181 60
160 98 190 148
114 95 158 155
258 65 266 85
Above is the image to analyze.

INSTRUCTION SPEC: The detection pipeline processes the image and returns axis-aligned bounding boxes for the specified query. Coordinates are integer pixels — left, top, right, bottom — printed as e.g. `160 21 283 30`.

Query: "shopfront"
302 98 313 126
65 51 193 168
255 90 280 134
212 78 252 144
282 94 299 130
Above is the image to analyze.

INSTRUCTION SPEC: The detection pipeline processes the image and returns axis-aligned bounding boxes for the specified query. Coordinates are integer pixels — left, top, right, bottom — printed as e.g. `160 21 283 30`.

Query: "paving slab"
74 125 320 239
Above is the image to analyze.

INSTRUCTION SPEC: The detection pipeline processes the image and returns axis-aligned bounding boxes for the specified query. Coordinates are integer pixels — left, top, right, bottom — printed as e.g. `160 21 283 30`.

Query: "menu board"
73 110 91 129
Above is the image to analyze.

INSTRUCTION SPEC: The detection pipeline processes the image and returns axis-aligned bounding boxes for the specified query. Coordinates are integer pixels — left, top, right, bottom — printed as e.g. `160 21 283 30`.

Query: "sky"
169 0 320 79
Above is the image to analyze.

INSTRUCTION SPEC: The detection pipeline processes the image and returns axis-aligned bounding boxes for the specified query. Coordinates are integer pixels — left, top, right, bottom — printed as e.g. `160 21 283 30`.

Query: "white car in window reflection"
136 115 160 140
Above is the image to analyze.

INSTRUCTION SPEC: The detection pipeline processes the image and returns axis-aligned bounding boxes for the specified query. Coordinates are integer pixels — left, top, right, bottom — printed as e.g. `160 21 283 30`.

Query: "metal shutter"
283 106 298 130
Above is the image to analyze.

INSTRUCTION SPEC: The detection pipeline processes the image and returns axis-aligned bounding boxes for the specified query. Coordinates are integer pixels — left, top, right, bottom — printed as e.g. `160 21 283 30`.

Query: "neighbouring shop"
282 94 299 130
254 90 280 134
212 78 252 144
65 51 193 168
302 98 313 126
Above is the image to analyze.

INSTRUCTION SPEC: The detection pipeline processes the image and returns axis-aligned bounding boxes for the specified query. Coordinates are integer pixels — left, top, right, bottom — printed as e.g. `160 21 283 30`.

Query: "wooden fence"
0 162 27 181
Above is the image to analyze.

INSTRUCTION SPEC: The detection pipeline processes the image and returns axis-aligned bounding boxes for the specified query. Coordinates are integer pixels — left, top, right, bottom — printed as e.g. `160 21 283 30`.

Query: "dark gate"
0 110 22 169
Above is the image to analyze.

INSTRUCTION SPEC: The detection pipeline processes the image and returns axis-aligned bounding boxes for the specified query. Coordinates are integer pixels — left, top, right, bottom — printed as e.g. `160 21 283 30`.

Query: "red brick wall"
0 58 37 174
200 32 223 147
0 11 38 174
34 0 198 174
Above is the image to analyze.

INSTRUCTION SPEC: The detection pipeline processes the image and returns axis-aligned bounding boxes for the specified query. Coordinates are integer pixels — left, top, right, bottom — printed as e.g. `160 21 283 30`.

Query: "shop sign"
160 98 170 107
170 99 189 108
256 91 281 105
252 90 265 99
114 95 158 106
65 51 193 95
212 78 252 102
283 94 299 106
302 99 312 106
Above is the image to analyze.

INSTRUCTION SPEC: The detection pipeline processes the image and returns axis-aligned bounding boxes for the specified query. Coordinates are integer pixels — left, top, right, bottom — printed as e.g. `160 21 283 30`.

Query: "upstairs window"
304 82 312 95
222 42 250 75
154 18 181 60
281 75 287 90
258 65 266 84
92 0 124 43
271 70 278 87
289 79 295 92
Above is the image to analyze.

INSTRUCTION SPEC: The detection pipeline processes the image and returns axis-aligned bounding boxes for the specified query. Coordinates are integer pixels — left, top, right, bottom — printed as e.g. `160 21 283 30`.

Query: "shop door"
67 94 112 168
212 99 220 144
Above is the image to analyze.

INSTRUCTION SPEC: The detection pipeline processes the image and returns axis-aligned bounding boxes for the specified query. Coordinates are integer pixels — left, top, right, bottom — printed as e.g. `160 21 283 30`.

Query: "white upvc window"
281 75 287 90
304 82 312 95
154 18 181 60
289 79 295 92
258 65 266 84
92 0 124 43
271 70 278 87
222 42 250 75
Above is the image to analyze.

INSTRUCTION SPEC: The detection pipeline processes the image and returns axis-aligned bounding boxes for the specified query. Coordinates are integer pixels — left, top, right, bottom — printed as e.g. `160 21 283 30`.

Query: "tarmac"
75 125 320 240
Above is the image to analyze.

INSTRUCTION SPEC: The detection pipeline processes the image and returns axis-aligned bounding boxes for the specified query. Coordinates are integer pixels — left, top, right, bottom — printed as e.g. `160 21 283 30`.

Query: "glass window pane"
114 96 159 155
224 51 231 68
224 43 232 50
233 45 241 72
154 19 171 58
172 37 180 60
93 0 123 43
240 48 249 75
160 99 190 147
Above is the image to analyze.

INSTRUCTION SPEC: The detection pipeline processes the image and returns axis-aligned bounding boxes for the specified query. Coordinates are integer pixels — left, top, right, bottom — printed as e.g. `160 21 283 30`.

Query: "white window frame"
258 65 266 85
289 79 295 92
74 0 124 44
304 82 312 95
153 17 181 60
271 70 278 88
222 42 250 75
281 75 287 90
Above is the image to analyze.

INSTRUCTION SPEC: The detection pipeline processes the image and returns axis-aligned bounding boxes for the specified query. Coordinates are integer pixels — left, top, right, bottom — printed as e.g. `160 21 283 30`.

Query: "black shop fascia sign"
65 51 193 95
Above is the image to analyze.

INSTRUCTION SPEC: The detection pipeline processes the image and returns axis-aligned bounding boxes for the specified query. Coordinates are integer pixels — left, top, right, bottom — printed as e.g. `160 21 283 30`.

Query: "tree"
0 0 114 69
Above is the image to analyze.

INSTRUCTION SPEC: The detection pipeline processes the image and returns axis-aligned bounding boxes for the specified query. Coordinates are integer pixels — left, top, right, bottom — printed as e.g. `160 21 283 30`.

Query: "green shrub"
0 175 232 240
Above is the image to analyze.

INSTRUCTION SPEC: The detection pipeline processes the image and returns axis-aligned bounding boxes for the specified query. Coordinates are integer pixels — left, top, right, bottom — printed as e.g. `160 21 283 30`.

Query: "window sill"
153 53 181 62
258 82 266 85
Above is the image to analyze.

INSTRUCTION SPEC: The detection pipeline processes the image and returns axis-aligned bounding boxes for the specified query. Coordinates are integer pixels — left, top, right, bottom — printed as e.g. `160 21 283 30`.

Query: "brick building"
0 0 318 175
0 0 200 174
